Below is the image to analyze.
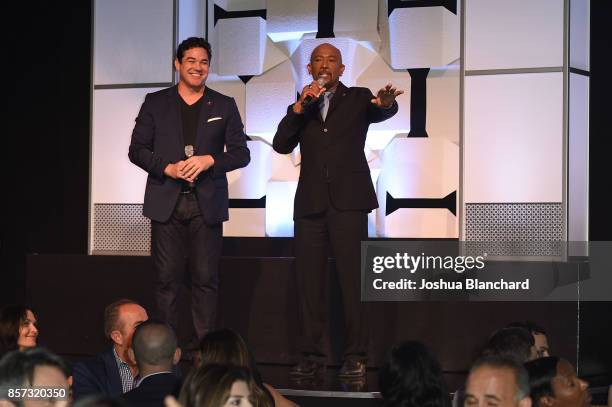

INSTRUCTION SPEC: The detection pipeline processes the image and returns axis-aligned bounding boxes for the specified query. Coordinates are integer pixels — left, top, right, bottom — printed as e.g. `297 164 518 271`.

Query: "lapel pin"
207 101 212 106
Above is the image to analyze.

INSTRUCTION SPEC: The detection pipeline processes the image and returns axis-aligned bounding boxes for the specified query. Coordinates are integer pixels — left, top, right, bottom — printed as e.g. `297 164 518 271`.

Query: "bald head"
310 43 342 64
131 321 177 368
308 43 345 89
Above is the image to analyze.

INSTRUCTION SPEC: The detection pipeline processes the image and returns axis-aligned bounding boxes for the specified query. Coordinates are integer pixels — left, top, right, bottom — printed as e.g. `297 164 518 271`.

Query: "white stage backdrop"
90 0 588 253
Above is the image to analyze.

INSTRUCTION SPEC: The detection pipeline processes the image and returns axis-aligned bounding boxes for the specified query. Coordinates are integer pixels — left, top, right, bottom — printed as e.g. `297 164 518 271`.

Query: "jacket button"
323 128 328 133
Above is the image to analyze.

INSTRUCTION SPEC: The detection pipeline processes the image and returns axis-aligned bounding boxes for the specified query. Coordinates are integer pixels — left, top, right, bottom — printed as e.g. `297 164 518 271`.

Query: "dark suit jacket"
72 348 123 400
122 372 182 407
129 85 250 223
273 82 398 219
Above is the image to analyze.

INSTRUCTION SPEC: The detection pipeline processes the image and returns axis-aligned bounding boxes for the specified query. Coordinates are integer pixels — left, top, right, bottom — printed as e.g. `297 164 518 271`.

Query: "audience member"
72 299 148 399
464 356 531 407
179 363 255 407
507 322 550 358
0 306 38 357
482 327 537 363
122 321 182 407
0 347 70 407
198 329 295 407
524 356 591 407
379 340 450 407
73 397 130 407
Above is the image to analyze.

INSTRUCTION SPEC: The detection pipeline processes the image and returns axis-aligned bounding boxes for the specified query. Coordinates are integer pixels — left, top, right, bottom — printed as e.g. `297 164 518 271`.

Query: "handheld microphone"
184 145 194 159
184 145 195 187
301 78 327 107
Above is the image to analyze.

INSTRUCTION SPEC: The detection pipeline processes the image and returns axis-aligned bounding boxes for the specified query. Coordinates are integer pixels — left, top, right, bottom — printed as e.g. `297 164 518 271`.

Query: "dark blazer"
273 82 398 219
122 372 182 407
72 348 123 400
129 85 250 223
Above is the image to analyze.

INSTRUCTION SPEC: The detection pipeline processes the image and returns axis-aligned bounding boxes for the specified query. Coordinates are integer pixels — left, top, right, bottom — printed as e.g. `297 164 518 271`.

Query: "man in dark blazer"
273 43 402 378
122 321 182 407
73 300 148 399
128 37 250 353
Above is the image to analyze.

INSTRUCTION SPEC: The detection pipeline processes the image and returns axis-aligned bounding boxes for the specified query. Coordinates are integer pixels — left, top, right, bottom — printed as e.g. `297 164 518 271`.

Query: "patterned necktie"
320 92 332 121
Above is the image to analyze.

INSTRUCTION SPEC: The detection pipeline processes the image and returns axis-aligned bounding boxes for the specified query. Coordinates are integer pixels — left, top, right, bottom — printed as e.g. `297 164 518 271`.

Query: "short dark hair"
131 320 177 367
176 37 212 63
379 341 450 407
470 356 530 401
0 348 69 407
0 305 34 356
103 299 140 339
507 321 547 336
524 356 560 407
481 327 535 363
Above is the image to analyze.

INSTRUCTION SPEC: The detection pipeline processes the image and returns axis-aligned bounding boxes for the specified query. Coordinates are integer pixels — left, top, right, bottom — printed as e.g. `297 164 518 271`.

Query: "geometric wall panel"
265 181 298 237
465 0 564 70
356 55 411 137
383 208 457 239
464 72 563 203
377 138 459 238
334 0 379 43
387 6 459 69
92 88 165 204
224 209 265 237
267 0 317 42
228 141 272 199
93 204 150 253
426 66 460 143
217 17 266 76
94 0 173 85
245 60 297 141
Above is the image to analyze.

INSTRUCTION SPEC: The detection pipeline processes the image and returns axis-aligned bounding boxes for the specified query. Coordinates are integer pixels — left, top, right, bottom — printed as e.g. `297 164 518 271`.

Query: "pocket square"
207 117 222 123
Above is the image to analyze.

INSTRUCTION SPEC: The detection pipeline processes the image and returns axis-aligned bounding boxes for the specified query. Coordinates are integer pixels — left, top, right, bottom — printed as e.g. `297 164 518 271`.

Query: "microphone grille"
185 145 194 157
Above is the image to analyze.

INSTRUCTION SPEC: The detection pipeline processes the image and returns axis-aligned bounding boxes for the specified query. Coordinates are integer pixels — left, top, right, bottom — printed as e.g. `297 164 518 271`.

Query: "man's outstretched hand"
371 83 404 108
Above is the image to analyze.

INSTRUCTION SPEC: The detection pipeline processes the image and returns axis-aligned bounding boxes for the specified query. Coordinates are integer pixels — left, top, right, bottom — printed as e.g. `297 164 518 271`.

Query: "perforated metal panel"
464 203 564 257
93 204 150 253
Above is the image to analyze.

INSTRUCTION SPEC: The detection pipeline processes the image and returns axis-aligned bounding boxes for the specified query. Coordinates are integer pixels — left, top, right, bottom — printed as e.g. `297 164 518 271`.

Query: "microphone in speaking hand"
184 145 195 187
301 78 326 107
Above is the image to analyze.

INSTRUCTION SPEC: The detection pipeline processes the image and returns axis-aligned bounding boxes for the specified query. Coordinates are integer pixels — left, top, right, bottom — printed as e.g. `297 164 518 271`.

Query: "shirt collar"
113 348 129 367
134 371 173 388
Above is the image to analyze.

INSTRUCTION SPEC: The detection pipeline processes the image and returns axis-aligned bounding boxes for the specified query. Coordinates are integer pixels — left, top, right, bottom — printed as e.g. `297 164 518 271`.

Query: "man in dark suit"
122 321 182 407
73 299 148 399
128 37 250 353
273 43 402 378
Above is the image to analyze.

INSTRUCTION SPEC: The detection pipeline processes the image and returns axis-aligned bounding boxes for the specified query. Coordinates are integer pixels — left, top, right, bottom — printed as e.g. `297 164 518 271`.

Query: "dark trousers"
151 193 222 346
294 202 369 362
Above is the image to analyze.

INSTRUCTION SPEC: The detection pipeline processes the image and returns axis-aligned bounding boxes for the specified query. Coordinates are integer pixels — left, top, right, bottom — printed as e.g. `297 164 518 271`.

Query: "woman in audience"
379 340 451 407
0 305 39 356
525 356 591 407
179 363 255 407
198 329 297 407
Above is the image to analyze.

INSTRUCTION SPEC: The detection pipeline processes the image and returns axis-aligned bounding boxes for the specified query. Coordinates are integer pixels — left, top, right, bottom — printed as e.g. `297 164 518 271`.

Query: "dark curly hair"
0 305 34 356
176 37 212 63
379 341 450 407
